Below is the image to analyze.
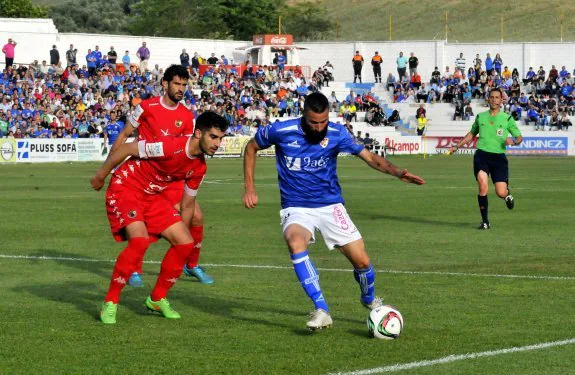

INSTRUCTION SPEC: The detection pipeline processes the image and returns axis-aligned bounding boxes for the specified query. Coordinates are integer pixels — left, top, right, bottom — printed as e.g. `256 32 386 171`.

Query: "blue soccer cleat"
128 272 143 288
183 265 214 285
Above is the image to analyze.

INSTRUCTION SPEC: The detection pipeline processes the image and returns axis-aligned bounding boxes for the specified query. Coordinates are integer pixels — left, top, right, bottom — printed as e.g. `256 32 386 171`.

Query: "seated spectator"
328 91 339 112
536 108 549 131
452 102 464 120
410 72 422 89
339 101 357 122
415 104 426 120
525 106 539 126
560 112 572 129
386 73 396 91
362 132 376 151
463 103 474 120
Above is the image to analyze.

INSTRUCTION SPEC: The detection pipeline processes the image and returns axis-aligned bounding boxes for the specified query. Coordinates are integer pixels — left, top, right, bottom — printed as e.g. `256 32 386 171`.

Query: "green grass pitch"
1 155 574 374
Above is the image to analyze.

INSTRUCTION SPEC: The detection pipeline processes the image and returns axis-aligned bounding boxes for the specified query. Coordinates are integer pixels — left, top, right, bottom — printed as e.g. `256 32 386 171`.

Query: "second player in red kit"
109 64 213 286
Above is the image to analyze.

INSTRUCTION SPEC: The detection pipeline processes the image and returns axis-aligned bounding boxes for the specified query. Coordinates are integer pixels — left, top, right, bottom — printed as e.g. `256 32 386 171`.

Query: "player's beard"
300 117 328 144
167 86 183 103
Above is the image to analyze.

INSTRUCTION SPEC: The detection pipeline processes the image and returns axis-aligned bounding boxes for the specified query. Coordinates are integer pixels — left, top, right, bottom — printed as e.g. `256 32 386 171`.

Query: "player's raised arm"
91 141 139 190
357 149 426 185
243 138 262 209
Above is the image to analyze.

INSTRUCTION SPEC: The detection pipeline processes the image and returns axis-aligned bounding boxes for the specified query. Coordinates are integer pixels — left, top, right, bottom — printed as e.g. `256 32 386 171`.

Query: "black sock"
478 195 489 223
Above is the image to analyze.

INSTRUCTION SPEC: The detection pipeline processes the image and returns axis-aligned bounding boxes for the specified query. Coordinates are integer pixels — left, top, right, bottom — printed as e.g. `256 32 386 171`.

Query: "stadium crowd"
385 51 573 130
0 40 337 140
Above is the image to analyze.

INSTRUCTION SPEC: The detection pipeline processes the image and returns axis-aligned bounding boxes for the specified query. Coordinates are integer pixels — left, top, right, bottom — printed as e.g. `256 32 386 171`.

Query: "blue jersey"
255 118 364 209
104 122 123 145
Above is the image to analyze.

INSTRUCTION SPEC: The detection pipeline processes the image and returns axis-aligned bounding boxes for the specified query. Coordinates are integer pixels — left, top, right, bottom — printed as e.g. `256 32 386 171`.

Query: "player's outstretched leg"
101 237 149 324
291 250 332 330
354 264 383 309
183 204 214 284
147 242 194 319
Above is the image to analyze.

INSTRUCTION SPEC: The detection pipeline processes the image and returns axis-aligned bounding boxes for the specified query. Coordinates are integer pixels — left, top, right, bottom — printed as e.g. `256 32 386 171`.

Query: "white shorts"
279 203 362 250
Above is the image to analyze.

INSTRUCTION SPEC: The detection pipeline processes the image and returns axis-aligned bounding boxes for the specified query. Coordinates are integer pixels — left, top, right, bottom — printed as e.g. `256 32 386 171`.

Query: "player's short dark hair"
195 111 229 133
163 64 189 83
304 92 329 114
489 88 503 97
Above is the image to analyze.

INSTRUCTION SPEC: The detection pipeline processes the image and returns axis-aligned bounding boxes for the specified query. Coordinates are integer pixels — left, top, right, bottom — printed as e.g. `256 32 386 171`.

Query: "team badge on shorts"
175 120 183 128
320 138 329 148
128 210 137 219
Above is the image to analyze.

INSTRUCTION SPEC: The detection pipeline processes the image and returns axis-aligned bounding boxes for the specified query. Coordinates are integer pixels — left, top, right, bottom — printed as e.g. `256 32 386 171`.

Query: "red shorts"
105 183 182 242
161 180 185 206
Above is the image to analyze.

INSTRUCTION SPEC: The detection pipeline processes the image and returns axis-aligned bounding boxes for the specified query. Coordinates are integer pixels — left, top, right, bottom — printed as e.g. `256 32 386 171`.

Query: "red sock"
151 243 194 301
185 225 203 268
105 237 149 303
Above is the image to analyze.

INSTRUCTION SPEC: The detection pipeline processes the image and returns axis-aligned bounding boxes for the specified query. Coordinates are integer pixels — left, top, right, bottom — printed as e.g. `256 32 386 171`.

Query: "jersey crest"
320 138 329 148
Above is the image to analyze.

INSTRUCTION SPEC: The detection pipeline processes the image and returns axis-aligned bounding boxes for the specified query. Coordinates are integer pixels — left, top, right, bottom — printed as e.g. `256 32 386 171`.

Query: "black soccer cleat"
505 195 515 210
477 222 490 230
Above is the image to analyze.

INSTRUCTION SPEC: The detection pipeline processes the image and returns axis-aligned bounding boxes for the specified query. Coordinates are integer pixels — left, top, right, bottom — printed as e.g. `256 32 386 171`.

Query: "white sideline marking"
0 254 573 281
328 337 575 374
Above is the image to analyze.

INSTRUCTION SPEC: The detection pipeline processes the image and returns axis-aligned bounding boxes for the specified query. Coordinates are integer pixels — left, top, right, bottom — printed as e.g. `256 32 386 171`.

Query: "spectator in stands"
549 65 559 82
386 73 396 91
107 46 117 71
410 72 422 89
485 53 493 76
430 66 441 84
362 132 376 151
493 53 503 76
455 52 466 73
396 52 407 81
50 45 60 66
352 50 364 83
122 50 130 71
221 55 229 65
523 67 536 84
560 112 572 129
328 91 339 112
65 44 77 67
473 54 482 76
340 100 357 122
2 38 17 68
86 49 97 77
453 101 464 120
416 83 428 103
415 104 426 120
136 42 150 72
502 66 511 80
549 111 561 130
536 108 548 131
371 51 382 83
191 52 200 74
207 53 219 65
408 52 419 79
463 103 474 120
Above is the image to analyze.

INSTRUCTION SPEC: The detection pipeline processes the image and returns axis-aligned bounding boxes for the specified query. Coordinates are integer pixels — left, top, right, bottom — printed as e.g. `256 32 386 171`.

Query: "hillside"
32 0 575 42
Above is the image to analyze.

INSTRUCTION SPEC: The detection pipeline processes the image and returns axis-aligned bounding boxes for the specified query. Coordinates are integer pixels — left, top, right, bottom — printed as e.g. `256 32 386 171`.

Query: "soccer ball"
367 305 404 340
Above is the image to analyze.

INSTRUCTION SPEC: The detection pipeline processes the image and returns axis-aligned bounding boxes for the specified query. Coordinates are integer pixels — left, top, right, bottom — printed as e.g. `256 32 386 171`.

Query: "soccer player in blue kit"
103 111 124 150
243 92 426 331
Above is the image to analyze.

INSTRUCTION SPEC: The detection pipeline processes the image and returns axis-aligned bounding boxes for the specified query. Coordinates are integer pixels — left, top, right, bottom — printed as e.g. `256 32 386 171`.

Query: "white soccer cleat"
306 309 333 331
361 296 384 310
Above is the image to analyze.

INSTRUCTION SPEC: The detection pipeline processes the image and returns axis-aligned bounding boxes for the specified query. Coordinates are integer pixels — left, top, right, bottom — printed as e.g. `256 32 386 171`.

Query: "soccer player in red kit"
91 111 229 324
109 64 213 286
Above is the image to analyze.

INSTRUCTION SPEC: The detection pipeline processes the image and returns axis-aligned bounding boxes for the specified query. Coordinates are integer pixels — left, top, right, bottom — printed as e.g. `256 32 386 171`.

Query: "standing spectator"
371 51 382 83
2 38 17 68
473 54 482 73
408 52 419 78
485 53 493 76
207 53 218 65
122 51 130 72
86 49 97 77
455 52 466 73
107 46 118 71
277 52 286 76
50 45 60 66
352 50 364 83
93 45 102 68
191 52 200 74
396 52 407 81
493 53 503 76
66 44 77 67
180 49 190 68
221 54 229 65
136 42 150 72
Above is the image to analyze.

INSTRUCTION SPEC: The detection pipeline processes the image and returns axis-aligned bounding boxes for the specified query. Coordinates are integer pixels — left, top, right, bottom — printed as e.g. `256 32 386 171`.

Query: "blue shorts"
473 149 509 184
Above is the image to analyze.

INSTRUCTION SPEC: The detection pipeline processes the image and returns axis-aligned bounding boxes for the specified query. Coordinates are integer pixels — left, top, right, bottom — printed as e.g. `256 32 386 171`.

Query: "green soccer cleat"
100 301 118 324
145 296 181 319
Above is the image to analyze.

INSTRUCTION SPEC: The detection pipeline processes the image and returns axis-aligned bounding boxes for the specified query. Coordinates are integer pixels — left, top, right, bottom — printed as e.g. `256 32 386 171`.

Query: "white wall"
2 18 575 83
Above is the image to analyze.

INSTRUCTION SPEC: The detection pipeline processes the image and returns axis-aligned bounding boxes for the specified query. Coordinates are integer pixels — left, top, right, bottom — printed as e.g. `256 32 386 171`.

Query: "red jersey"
128 96 195 141
110 137 206 197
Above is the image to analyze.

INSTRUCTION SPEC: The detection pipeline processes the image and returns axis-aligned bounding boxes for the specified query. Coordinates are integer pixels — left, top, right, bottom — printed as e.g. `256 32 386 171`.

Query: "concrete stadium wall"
2 18 575 83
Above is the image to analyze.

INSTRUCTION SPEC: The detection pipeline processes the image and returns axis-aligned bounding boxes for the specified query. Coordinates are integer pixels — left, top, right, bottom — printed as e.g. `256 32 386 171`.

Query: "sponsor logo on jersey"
320 138 329 148
284 156 301 171
145 142 165 157
287 140 301 148
160 129 170 136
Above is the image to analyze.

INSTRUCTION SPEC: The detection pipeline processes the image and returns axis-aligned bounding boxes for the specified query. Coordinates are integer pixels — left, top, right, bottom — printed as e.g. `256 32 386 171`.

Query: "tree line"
1 0 333 41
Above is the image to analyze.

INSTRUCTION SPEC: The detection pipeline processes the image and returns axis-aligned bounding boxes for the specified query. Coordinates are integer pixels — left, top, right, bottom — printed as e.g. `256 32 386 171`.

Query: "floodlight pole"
445 12 448 42
389 15 392 41
500 15 504 43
